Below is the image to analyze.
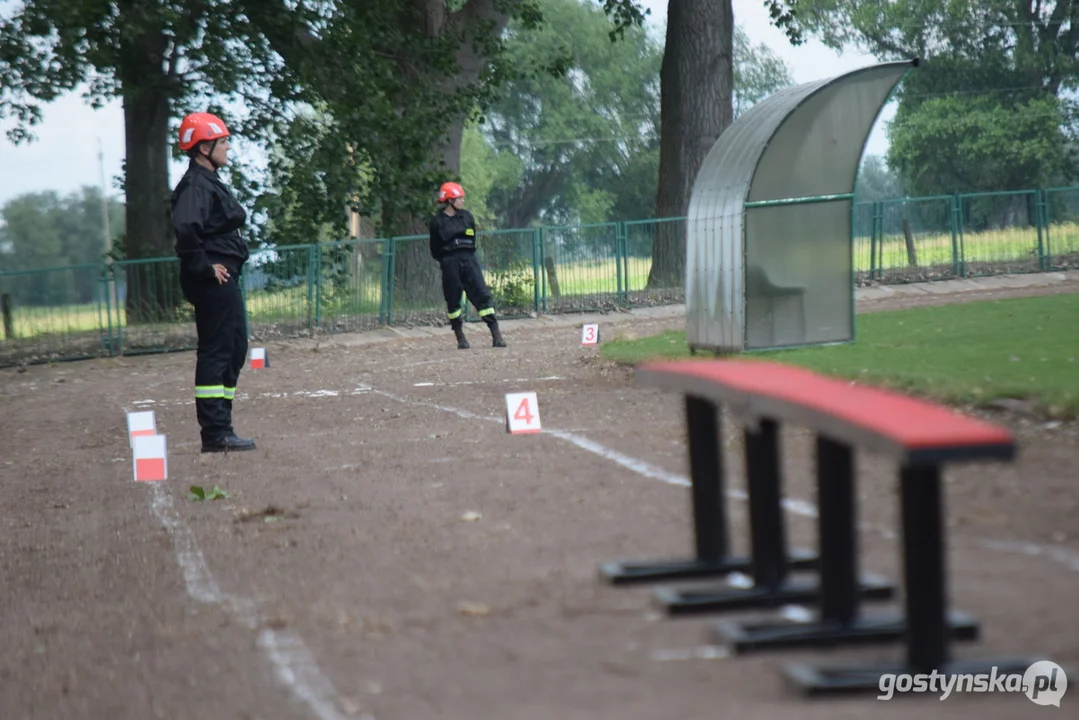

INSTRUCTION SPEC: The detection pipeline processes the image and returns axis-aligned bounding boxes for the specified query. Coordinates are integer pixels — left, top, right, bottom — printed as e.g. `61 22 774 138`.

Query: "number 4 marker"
505 391 542 434
581 323 599 346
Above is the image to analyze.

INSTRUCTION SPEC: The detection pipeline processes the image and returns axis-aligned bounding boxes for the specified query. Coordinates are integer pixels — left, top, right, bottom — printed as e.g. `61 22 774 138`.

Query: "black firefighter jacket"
172 162 250 280
429 208 477 261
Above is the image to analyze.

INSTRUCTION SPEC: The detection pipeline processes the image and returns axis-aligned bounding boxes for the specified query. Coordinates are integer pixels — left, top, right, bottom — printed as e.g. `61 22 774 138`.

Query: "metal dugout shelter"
685 59 918 353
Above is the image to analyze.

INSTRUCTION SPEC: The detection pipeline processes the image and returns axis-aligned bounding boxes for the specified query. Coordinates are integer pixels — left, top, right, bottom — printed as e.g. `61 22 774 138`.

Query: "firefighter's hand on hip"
212 263 230 284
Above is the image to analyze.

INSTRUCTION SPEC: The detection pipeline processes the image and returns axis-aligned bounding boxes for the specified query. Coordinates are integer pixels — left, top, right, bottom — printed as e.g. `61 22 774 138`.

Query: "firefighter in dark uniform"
429 181 507 350
172 111 256 453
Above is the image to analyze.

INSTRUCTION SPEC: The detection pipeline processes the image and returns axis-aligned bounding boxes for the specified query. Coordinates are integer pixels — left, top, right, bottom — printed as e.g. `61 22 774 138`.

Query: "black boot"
453 323 470 350
486 317 507 348
202 434 257 453
199 397 257 452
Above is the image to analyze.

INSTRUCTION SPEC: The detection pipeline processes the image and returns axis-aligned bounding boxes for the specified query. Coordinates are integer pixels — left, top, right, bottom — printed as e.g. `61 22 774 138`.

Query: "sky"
0 0 888 210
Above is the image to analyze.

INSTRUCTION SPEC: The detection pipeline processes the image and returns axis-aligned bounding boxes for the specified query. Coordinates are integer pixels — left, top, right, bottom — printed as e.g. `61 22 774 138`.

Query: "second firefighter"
429 182 507 350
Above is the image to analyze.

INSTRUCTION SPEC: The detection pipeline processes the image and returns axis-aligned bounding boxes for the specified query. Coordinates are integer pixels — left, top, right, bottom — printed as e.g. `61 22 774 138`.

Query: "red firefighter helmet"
178 112 231 152
438 182 465 203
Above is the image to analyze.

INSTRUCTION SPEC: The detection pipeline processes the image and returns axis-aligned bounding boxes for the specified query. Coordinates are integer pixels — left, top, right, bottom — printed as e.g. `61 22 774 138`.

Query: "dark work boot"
453 324 470 350
201 434 257 453
486 318 507 348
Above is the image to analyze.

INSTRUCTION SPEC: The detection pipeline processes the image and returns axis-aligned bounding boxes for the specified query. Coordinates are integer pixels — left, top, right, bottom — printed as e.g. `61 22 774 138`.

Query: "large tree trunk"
649 0 734 289
117 15 177 324
390 0 507 308
389 116 466 309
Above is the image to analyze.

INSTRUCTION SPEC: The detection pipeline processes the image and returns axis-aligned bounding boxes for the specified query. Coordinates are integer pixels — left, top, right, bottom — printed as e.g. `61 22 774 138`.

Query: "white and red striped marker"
505 391 542 434
581 323 600 346
250 347 269 369
126 410 156 447
132 434 167 482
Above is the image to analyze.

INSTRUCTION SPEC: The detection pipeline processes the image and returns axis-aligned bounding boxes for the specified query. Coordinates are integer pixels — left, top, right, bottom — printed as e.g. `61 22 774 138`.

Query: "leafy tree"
247 0 651 305
466 0 661 230
0 186 124 305
0 1 647 311
463 1 793 232
734 26 794 117
769 0 1079 197
855 154 903 202
0 0 303 321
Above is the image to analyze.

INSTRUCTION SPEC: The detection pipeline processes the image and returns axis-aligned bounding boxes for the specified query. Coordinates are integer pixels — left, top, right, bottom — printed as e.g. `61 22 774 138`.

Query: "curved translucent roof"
686 59 917 352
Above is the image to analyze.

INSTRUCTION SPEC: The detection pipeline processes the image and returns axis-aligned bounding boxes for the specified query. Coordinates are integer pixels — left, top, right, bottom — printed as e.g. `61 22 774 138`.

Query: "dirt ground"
1 280 1078 720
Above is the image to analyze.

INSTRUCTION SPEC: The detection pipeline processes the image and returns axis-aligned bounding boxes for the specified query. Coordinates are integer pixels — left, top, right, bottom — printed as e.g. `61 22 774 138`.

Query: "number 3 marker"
505 391 542 434
581 323 599 346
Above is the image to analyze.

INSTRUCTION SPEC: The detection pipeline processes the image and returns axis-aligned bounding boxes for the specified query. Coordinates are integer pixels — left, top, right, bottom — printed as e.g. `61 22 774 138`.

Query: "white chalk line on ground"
116 397 366 720
360 383 1079 576
412 375 565 388
145 481 367 720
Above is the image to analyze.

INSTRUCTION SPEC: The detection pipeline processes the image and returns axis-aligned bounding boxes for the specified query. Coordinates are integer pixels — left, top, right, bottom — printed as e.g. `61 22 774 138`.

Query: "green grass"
600 293 1079 418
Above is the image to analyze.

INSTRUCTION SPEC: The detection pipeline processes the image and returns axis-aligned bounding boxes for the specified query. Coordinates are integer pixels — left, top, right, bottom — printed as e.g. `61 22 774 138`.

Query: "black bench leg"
819 437 862 624
654 420 826 615
599 397 816 584
904 463 950 670
748 418 788 590
690 394 731 565
713 436 893 640
783 462 1036 695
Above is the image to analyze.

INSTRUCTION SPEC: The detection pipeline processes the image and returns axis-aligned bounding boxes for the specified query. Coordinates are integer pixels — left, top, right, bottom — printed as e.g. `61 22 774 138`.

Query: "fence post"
949 195 961 277
615 222 626 306
870 202 881 280
113 262 126 355
539 227 549 312
1036 189 1050 270
954 194 967 277
1 292 13 340
531 228 541 315
387 237 397 325
95 270 108 355
384 239 392 323
314 243 324 330
304 246 316 330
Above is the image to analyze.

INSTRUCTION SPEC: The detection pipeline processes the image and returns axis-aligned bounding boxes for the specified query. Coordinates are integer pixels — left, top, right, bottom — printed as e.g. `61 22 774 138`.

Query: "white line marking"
116 391 365 720
545 430 689 487
978 539 1079 572
146 482 366 720
364 384 1078 575
148 482 223 604
411 376 566 388
650 645 729 661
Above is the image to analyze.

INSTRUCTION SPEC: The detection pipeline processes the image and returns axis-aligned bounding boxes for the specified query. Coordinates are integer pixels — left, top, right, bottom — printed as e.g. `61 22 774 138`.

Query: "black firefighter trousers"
180 271 248 443
440 250 495 327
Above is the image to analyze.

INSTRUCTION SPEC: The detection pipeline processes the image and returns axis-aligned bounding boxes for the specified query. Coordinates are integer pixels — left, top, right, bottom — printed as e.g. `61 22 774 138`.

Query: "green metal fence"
3 190 1079 368
854 187 1079 282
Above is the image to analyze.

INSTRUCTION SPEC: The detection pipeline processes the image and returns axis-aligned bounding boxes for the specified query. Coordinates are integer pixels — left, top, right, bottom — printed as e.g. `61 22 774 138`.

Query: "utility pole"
99 137 120 348
99 138 112 257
